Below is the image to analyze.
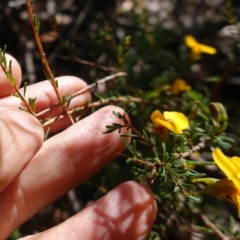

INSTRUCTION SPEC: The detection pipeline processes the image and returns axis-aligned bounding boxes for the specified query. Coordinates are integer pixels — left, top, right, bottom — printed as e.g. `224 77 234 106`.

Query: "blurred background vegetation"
1 0 240 239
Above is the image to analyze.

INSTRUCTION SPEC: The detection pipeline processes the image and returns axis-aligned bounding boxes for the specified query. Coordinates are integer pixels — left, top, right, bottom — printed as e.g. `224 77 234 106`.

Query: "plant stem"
25 0 74 124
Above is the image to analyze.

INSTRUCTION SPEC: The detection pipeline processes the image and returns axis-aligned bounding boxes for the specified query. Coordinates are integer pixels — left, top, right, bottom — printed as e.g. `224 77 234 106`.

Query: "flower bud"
209 102 228 130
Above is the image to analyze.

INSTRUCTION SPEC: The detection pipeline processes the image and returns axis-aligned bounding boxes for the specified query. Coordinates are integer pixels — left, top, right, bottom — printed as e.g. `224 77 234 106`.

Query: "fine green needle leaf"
23 82 27 96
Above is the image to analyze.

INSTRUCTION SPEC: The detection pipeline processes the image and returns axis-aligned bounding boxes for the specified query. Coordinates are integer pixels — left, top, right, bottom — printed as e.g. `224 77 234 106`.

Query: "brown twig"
201 214 231 240
72 72 127 98
180 141 206 159
25 0 74 124
87 96 143 108
41 95 142 128
131 157 156 168
35 72 128 118
56 55 117 73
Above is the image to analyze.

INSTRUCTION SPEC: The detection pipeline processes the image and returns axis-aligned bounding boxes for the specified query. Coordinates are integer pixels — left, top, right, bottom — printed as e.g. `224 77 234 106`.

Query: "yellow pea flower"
193 178 240 215
170 78 191 95
151 110 189 135
184 35 217 59
213 149 240 191
193 178 238 199
195 149 240 217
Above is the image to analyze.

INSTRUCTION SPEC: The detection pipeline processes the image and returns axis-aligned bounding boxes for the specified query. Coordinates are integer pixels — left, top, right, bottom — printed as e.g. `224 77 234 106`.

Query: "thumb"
0 107 43 192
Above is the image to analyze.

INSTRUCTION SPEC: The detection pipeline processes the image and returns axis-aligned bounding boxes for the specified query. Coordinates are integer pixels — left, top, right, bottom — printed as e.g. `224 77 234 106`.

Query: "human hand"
0 54 157 239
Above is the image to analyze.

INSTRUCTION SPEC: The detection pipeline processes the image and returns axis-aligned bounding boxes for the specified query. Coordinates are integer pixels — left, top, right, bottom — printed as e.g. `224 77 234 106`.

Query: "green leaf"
142 129 150 141
2 54 7 69
94 93 104 100
187 195 201 202
124 35 131 45
55 79 58 88
12 92 21 99
7 69 16 86
0 49 2 62
118 45 123 56
173 158 185 165
9 60 12 75
112 110 124 120
120 134 139 138
203 76 220 82
104 123 122 134
62 95 66 105
186 160 215 166
73 106 85 113
33 14 40 33
8 227 22 239
132 139 137 155
65 92 74 107
126 157 134 163
152 146 160 160
19 107 28 112
179 136 185 153
28 98 36 111
3 45 7 55
161 143 166 159
119 137 135 155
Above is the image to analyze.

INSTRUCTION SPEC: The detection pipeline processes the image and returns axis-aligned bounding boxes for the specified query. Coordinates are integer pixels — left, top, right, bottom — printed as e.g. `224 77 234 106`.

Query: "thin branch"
35 72 128 118
41 96 142 128
25 0 74 124
57 55 117 73
72 72 127 98
127 122 153 148
201 214 231 240
131 157 156 168
86 96 143 108
180 141 206 159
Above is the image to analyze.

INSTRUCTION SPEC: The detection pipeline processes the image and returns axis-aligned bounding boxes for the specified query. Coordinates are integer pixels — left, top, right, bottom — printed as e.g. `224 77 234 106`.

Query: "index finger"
0 54 22 97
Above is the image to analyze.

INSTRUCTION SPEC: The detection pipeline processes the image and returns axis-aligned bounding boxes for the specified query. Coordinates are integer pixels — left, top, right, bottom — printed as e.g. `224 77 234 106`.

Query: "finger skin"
0 106 131 239
20 181 157 240
0 107 44 192
0 54 22 97
0 54 158 239
0 76 91 132
0 76 91 114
